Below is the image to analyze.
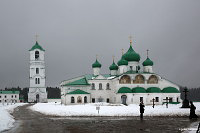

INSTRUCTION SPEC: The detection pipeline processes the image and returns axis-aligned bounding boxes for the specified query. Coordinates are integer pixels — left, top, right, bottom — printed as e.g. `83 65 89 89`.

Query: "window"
106 98 109 103
177 97 179 102
36 68 39 74
0 100 1 103
169 97 173 103
99 83 102 90
71 97 75 103
5 100 7 102
0 95 1 98
35 51 39 59
92 98 95 103
35 78 40 84
140 97 143 103
15 95 17 98
92 83 95 90
84 96 87 103
155 97 159 102
5 95 6 98
106 83 110 90
11 95 13 98
38 78 40 84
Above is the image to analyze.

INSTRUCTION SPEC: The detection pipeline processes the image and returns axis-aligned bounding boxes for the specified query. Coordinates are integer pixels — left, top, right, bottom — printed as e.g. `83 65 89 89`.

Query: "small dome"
117 87 132 93
162 87 180 93
132 87 146 93
123 45 140 62
143 57 154 66
117 56 128 66
109 61 118 70
92 59 102 68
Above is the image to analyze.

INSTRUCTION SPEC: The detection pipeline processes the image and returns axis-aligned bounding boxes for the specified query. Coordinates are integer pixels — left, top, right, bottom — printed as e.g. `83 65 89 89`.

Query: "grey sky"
0 0 200 88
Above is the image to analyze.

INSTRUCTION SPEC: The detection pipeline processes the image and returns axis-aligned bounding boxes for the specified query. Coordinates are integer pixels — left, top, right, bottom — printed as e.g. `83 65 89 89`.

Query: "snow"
30 102 200 117
0 103 27 132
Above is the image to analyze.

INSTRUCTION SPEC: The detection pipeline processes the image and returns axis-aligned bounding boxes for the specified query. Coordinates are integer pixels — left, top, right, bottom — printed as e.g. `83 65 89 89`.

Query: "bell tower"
28 40 47 103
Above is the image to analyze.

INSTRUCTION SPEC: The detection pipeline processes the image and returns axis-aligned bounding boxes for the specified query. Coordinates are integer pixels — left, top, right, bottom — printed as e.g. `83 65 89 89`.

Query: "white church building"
60 40 181 105
28 41 47 103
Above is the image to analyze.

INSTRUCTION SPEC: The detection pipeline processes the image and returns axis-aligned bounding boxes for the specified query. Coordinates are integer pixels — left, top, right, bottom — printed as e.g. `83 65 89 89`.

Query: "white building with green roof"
0 90 20 104
28 41 47 103
60 40 181 105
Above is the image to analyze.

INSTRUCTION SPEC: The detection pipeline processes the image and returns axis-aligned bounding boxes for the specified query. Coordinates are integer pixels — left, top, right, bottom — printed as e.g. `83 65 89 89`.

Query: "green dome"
109 61 118 70
162 87 180 93
117 56 128 66
143 57 154 66
123 45 140 62
92 59 102 68
146 87 161 93
117 87 132 93
29 41 45 51
132 87 146 93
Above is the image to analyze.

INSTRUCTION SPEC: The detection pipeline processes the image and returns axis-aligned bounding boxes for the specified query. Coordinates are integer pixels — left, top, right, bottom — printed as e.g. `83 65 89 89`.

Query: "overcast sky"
0 0 200 88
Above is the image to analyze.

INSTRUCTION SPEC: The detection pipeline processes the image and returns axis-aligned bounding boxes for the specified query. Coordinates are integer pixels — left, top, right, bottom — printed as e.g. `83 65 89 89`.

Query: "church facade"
60 40 181 105
28 41 47 103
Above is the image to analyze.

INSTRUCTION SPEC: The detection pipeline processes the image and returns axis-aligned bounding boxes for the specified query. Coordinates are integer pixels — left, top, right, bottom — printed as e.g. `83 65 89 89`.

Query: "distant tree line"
2 86 200 102
180 86 200 101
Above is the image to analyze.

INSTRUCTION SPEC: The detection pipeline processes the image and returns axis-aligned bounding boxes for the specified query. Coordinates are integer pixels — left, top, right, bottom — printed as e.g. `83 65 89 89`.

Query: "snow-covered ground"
0 103 27 132
30 102 200 117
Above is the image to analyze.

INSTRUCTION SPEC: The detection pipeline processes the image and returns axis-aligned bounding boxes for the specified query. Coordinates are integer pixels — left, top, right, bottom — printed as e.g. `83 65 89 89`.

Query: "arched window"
99 83 102 90
35 78 37 84
92 83 95 90
38 78 40 84
106 83 110 90
35 51 39 60
36 68 39 74
147 75 158 84
133 75 145 84
119 75 131 84
84 96 87 103
71 97 75 103
77 96 82 103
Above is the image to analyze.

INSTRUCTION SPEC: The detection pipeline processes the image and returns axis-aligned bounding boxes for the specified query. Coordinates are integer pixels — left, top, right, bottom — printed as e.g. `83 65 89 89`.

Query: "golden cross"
96 54 98 60
35 34 39 42
121 48 124 55
128 35 133 45
112 55 115 62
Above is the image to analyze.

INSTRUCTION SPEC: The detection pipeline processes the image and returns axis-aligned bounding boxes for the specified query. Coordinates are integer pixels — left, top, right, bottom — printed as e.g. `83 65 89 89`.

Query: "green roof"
92 59 102 68
117 87 132 93
132 87 146 93
123 45 140 62
143 57 154 66
29 41 45 51
63 77 90 86
0 91 20 94
67 89 90 94
117 55 128 66
162 87 180 93
109 61 118 70
146 87 161 93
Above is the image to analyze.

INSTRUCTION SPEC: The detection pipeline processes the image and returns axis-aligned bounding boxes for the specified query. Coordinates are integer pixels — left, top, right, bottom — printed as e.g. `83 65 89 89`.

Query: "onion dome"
29 41 45 51
117 56 128 66
92 59 102 68
142 57 154 66
123 45 140 62
109 61 118 70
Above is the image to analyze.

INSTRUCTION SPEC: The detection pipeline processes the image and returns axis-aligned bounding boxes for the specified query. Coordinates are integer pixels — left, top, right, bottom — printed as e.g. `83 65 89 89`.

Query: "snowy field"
30 102 200 117
0 103 27 132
